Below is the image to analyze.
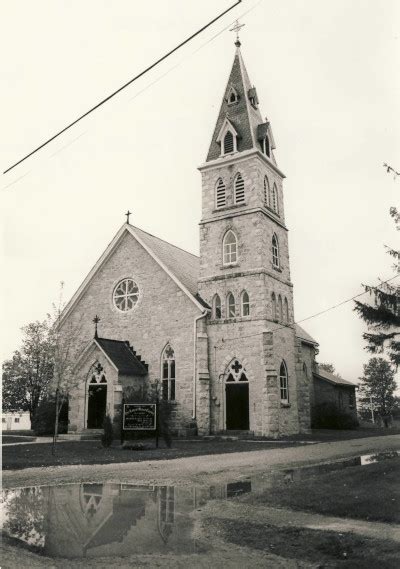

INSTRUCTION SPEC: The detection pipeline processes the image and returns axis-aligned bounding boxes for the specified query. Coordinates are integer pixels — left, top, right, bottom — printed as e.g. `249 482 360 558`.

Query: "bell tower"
197 38 309 436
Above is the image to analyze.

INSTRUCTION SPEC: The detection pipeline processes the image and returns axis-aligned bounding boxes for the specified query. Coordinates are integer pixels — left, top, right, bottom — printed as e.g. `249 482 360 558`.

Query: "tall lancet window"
263 176 270 207
213 294 222 319
215 178 226 208
223 230 238 265
162 344 176 401
284 298 289 323
234 173 245 204
271 183 278 213
262 135 270 157
223 131 234 154
272 234 280 269
227 293 236 318
241 291 250 316
271 292 277 320
279 361 289 403
278 295 283 322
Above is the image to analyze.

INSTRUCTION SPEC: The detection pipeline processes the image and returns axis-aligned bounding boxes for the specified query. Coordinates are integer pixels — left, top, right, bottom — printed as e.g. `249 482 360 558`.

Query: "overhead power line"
3 1 242 175
217 273 400 345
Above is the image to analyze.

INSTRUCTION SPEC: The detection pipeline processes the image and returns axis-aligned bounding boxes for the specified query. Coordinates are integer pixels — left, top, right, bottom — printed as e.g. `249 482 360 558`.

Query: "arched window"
223 230 238 265
213 294 222 319
272 234 280 269
223 131 234 154
303 362 308 380
162 344 176 401
227 293 236 318
263 176 270 207
234 173 245 204
241 291 250 316
227 86 238 104
278 295 283 322
271 183 278 213
262 136 270 157
284 298 289 323
271 292 277 320
279 361 289 403
215 178 226 208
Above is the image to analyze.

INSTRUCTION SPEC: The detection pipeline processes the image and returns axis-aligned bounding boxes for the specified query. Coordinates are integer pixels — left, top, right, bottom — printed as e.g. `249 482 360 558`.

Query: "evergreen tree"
358 357 396 425
354 207 400 366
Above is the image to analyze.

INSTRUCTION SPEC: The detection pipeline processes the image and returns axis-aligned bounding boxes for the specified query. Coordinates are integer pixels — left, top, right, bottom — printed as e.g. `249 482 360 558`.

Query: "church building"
60 38 322 437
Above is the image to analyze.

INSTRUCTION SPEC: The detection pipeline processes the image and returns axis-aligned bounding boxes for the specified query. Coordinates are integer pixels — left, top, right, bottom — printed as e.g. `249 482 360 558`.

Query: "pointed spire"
206 44 272 163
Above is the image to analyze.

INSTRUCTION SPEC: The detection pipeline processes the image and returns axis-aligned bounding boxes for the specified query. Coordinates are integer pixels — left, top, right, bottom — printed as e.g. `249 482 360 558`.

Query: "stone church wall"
60 230 201 433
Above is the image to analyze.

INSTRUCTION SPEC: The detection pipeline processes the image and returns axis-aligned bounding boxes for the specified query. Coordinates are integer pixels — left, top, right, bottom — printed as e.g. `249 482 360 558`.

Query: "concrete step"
60 430 102 441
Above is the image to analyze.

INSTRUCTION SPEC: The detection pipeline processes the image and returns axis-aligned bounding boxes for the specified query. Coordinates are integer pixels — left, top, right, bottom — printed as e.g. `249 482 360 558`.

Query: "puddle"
1 450 398 560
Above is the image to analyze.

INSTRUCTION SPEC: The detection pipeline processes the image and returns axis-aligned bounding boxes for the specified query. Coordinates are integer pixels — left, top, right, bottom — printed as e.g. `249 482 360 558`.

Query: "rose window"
113 278 139 312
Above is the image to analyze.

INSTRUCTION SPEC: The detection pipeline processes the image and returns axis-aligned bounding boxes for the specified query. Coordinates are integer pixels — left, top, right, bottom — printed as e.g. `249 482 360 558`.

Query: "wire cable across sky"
3 1 242 175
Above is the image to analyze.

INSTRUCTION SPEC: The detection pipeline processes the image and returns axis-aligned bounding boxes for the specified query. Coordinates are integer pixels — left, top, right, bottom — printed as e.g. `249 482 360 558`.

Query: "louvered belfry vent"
234 173 245 204
223 131 234 154
216 178 226 208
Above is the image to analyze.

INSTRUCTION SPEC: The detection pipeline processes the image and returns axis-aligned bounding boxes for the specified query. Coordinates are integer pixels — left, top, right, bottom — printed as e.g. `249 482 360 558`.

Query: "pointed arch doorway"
225 359 249 430
87 364 107 429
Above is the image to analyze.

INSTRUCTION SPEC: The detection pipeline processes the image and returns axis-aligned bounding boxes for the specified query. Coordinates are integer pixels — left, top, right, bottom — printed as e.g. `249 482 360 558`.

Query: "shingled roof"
295 324 319 346
131 225 200 298
206 47 269 162
96 338 148 376
313 366 357 388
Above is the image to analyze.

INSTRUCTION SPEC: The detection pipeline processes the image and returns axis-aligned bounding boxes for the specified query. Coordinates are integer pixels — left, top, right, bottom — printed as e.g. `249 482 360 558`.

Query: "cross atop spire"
230 20 245 47
125 210 132 224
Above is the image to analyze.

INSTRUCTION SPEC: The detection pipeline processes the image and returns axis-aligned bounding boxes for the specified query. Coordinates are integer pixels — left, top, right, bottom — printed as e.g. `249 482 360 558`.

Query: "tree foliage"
318 362 342 379
354 207 400 366
358 357 397 421
2 320 54 421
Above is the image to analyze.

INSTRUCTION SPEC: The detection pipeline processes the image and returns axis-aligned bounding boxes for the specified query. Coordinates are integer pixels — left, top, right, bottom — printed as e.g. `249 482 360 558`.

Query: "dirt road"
3 433 399 489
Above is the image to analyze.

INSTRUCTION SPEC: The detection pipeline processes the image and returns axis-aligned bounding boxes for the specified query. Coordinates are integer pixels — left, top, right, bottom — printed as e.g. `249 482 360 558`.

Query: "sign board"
123 404 156 430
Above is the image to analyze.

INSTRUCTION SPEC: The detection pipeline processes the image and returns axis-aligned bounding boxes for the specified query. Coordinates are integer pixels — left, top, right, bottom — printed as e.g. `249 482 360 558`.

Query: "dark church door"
225 383 249 430
87 384 107 428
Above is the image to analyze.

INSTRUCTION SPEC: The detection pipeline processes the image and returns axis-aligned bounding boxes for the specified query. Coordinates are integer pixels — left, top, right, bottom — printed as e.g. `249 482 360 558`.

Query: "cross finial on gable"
230 20 245 47
125 210 132 224
93 315 100 338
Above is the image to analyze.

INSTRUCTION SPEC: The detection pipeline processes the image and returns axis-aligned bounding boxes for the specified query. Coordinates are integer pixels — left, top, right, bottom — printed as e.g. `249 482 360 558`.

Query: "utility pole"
370 393 375 424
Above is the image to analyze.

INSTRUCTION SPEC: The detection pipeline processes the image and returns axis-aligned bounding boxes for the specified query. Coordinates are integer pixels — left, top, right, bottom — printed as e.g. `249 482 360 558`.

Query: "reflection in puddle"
1 450 398 559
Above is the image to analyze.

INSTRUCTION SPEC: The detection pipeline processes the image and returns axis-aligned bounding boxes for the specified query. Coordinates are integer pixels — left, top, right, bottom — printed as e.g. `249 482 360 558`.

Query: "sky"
1 0 399 385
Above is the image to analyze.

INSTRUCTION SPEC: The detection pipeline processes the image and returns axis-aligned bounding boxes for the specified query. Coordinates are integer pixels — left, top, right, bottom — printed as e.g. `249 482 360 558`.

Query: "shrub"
311 402 359 430
32 398 68 436
101 414 114 447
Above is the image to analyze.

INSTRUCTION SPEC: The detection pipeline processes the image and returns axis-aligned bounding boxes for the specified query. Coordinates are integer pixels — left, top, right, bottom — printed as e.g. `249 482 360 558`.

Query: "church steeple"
206 45 276 164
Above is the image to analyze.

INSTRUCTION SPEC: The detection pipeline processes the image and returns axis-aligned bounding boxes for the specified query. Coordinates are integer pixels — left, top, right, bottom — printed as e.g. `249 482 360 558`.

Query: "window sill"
213 203 247 214
280 402 291 408
265 205 280 217
221 263 239 270
272 265 282 273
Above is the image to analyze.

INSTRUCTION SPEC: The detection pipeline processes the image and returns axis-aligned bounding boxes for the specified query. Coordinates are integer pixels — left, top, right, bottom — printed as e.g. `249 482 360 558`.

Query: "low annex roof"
96 337 148 376
313 367 356 388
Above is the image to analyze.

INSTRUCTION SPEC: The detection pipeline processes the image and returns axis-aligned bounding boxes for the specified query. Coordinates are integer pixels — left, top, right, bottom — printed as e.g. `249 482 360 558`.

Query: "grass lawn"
208 518 400 568
2 438 301 470
242 457 400 523
2 435 36 444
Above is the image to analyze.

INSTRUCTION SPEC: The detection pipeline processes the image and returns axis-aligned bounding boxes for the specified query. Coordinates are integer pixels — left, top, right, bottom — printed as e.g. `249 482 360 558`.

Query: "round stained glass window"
113 278 139 312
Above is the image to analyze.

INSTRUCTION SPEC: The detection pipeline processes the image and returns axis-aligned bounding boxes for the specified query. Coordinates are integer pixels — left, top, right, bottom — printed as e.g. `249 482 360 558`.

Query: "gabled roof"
60 223 206 324
313 367 357 388
295 324 319 346
131 225 200 299
206 47 266 162
96 337 148 376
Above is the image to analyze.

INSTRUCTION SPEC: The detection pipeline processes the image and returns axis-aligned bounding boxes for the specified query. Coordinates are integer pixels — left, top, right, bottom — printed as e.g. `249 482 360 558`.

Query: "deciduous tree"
358 357 397 426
